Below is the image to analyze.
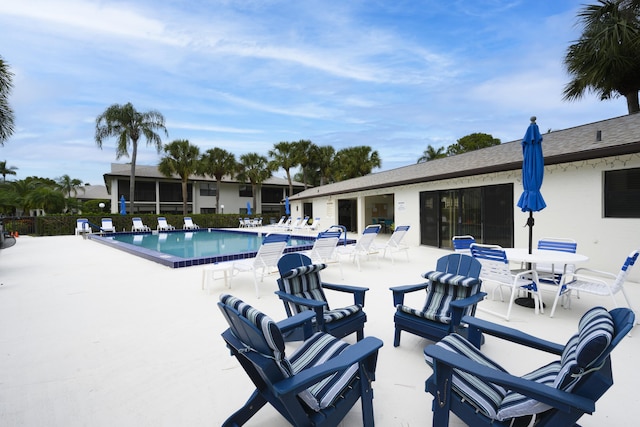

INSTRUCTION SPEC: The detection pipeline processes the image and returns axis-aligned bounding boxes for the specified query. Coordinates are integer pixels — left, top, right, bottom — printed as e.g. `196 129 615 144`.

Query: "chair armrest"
462 315 564 355
276 311 316 335
572 268 617 280
389 282 429 306
275 291 328 310
273 337 384 396
425 344 595 414
449 292 487 327
322 282 369 306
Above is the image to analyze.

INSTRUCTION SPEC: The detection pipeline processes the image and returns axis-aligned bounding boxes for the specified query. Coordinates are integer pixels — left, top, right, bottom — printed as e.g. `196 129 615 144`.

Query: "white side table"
201 263 233 294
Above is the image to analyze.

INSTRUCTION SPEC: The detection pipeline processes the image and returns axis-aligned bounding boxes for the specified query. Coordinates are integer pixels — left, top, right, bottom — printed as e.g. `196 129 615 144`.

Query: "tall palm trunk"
626 91 640 114
182 179 188 215
129 140 138 214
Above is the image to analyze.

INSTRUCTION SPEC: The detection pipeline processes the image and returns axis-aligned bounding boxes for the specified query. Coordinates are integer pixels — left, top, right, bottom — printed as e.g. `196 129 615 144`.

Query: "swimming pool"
89 229 318 268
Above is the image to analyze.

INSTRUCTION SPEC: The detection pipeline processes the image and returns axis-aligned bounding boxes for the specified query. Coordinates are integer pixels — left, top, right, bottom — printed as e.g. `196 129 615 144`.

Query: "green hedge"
31 214 281 236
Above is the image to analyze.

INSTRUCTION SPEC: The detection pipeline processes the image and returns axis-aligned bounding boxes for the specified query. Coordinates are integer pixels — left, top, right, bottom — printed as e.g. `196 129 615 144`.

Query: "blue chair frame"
276 253 368 341
390 253 485 347
218 295 383 427
424 308 635 426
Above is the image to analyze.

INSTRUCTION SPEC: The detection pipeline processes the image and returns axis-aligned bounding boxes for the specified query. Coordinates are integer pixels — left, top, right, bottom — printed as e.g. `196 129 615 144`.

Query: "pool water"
89 229 316 268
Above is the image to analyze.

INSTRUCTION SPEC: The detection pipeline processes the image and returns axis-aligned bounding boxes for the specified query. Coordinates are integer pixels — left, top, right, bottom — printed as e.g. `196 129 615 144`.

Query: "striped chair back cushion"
413 271 481 323
280 264 329 313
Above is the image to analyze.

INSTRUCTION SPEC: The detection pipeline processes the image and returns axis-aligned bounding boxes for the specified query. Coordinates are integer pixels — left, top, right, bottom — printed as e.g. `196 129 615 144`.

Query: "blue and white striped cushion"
288 332 358 411
399 277 480 323
423 271 481 287
555 306 614 390
281 264 329 314
219 294 293 376
496 361 560 420
324 305 362 323
425 333 508 419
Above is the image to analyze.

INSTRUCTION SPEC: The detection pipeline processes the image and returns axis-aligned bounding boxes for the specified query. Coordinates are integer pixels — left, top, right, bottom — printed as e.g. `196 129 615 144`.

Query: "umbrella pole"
527 211 534 255
516 211 541 309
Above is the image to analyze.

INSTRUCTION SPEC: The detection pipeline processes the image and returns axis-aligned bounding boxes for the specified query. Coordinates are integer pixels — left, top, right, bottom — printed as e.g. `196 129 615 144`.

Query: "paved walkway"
0 234 638 426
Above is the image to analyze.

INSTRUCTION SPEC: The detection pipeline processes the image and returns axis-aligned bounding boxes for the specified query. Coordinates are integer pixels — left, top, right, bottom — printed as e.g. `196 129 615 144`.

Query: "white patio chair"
337 224 382 271
100 218 115 233
75 218 91 235
131 217 151 232
535 237 577 317
302 228 344 278
373 225 410 263
563 248 639 325
452 235 475 254
231 234 290 297
183 217 200 230
470 243 542 321
156 217 175 231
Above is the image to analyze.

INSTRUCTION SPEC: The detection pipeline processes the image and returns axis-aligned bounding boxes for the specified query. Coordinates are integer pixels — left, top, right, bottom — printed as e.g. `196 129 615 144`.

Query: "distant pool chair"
452 235 475 254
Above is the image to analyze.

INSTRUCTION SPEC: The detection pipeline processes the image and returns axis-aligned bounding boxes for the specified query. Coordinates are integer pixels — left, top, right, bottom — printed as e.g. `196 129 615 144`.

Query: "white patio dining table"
504 248 589 316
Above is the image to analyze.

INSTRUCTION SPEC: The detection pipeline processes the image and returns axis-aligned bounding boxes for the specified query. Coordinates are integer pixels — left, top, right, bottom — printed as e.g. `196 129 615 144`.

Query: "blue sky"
0 0 629 186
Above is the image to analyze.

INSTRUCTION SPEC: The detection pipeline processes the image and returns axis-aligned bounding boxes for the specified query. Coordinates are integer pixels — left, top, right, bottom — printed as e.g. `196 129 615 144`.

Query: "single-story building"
103 163 305 216
289 114 640 281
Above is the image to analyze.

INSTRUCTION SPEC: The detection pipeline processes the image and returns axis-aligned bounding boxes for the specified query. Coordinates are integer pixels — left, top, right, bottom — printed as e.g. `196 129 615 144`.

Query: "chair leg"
393 327 402 347
222 390 267 427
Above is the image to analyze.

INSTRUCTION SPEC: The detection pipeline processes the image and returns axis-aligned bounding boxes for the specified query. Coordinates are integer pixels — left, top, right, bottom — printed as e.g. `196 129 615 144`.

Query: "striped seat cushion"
323 304 363 323
288 331 359 411
398 275 480 324
425 333 508 419
426 306 615 422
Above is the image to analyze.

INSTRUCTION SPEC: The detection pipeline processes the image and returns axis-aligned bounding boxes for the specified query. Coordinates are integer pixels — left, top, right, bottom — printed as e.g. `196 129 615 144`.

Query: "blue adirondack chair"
218 294 383 426
276 252 368 341
390 253 485 347
424 306 635 426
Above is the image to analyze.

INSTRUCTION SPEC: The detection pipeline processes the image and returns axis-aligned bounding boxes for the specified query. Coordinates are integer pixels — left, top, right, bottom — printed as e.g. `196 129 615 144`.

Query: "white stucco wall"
298 153 640 281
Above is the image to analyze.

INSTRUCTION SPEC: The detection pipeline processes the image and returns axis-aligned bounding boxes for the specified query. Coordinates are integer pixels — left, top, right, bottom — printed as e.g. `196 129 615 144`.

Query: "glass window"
605 168 640 218
159 182 192 202
200 183 216 197
239 185 252 197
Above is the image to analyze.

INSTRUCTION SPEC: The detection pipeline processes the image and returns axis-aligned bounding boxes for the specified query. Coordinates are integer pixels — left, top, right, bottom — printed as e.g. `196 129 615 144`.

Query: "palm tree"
158 139 201 215
293 139 313 189
95 102 168 214
268 141 298 196
0 55 15 145
0 160 18 181
417 145 447 163
315 145 336 185
333 146 381 181
200 147 236 213
563 0 640 113
56 174 84 198
236 152 272 213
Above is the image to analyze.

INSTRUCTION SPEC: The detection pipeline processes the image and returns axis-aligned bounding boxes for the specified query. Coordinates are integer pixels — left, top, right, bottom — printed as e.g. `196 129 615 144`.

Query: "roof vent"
596 130 602 142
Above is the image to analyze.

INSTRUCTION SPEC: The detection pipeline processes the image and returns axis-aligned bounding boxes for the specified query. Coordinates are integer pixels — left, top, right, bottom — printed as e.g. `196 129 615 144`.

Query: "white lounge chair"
302 227 344 277
270 216 286 227
373 225 410 263
157 217 175 231
338 224 382 271
293 216 310 231
231 234 290 297
100 218 116 233
131 217 151 232
183 217 200 230
75 218 91 235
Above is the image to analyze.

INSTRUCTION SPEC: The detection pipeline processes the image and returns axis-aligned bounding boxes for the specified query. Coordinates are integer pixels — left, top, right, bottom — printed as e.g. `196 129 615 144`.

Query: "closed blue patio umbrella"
284 196 290 215
246 201 252 215
516 116 546 254
515 117 546 308
119 195 127 215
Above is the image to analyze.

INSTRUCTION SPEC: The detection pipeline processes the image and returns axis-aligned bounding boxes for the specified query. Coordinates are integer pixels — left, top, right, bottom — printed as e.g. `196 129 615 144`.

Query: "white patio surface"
0 233 638 426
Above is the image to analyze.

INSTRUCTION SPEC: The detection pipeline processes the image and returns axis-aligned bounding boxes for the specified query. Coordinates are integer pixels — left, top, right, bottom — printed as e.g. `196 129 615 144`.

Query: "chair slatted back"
420 254 483 323
470 244 514 285
253 234 289 269
611 250 639 294
387 225 410 248
537 237 577 277
356 224 381 251
310 231 341 260
452 235 476 253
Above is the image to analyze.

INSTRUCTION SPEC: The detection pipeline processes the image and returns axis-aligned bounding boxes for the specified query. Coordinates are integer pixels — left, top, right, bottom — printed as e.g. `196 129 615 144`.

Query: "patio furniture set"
213 225 639 426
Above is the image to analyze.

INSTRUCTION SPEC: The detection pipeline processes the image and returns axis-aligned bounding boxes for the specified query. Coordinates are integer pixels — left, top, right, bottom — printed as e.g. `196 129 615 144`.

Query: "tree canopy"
0 55 15 145
564 0 640 113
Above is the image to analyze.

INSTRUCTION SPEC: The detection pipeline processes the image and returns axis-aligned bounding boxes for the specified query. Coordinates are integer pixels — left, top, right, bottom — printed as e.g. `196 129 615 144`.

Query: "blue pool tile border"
88 228 355 268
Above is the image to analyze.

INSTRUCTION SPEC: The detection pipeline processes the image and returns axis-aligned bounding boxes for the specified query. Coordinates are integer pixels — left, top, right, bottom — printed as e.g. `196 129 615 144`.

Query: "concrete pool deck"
0 233 638 426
